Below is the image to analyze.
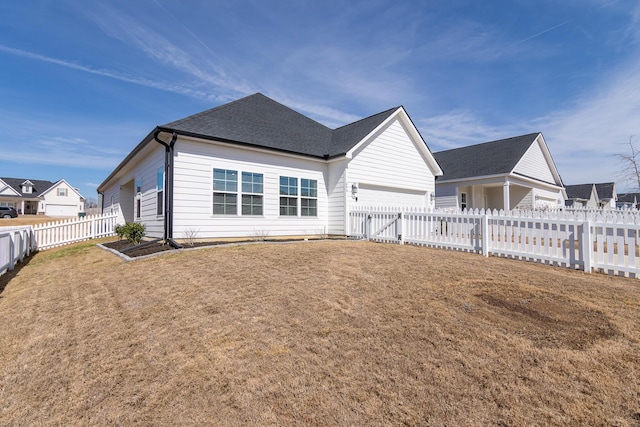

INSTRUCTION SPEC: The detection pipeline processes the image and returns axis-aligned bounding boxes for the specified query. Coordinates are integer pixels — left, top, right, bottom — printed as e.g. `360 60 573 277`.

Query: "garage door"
45 204 78 217
357 184 427 208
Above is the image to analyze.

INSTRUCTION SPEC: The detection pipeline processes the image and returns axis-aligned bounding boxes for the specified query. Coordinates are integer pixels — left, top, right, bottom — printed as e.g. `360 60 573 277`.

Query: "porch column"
503 181 510 211
21 200 25 215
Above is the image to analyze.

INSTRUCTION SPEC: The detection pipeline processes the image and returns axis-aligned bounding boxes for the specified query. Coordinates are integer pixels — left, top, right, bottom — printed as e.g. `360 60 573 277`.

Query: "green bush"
115 222 146 244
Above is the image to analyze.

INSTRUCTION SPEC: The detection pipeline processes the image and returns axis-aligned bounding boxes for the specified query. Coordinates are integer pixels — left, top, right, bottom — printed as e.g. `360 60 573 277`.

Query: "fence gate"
367 211 403 244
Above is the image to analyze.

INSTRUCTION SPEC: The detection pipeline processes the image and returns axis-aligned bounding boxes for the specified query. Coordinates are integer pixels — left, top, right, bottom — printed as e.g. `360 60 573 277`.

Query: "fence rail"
33 212 119 250
350 207 640 278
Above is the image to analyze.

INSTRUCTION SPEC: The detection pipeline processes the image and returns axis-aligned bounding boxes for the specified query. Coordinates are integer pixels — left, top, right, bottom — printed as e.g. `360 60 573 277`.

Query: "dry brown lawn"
0 240 639 426
0 215 65 227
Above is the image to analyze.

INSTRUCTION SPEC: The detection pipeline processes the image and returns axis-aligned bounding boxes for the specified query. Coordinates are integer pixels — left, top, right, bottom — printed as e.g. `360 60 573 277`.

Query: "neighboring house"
565 182 617 209
433 133 566 211
0 177 85 217
98 93 443 240
616 192 639 209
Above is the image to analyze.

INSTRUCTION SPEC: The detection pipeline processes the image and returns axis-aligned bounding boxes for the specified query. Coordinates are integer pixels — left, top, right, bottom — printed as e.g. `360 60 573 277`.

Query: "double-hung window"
57 188 68 197
300 178 317 216
460 192 467 210
136 178 142 219
279 176 298 216
241 172 263 215
213 169 238 215
157 167 164 216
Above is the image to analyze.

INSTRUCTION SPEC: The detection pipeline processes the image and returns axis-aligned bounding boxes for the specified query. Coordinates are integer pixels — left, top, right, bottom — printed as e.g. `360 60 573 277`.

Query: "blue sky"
2 0 640 201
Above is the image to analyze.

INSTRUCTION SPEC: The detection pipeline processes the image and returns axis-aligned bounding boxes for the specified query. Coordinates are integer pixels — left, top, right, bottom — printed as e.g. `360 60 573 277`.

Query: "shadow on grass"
0 253 35 297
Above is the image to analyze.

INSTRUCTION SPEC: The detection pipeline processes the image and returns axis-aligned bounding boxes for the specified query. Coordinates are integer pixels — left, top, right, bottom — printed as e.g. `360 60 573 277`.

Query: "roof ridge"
434 132 541 154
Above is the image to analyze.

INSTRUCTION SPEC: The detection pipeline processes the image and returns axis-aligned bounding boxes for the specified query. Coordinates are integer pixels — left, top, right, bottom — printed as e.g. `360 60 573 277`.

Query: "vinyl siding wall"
347 118 435 211
513 140 556 184
101 146 165 238
326 159 347 235
172 139 328 238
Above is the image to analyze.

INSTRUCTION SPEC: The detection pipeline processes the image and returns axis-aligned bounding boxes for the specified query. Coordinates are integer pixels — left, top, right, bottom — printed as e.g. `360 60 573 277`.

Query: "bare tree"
616 136 640 191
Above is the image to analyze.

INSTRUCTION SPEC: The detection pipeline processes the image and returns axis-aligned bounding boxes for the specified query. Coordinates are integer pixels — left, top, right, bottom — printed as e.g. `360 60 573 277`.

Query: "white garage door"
357 184 427 208
45 204 78 217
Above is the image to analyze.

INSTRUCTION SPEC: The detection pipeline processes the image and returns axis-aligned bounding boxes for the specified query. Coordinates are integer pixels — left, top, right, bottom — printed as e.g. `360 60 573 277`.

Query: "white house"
0 177 85 217
565 182 617 209
433 133 566 211
98 93 443 240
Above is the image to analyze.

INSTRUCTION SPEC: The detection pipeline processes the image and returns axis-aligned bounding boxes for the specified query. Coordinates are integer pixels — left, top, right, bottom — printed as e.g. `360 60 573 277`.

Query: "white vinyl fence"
0 226 36 277
33 212 119 250
350 207 640 278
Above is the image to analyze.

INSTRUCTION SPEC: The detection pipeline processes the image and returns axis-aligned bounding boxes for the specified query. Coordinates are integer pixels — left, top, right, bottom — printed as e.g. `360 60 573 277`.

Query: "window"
22 185 32 194
136 178 142 219
280 176 298 216
300 178 317 217
241 172 263 215
460 192 467 210
157 167 164 216
213 168 238 215
57 188 68 197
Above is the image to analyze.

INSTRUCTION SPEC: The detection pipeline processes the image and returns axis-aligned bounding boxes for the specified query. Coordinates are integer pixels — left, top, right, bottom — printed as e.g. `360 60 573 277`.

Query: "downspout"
154 130 177 243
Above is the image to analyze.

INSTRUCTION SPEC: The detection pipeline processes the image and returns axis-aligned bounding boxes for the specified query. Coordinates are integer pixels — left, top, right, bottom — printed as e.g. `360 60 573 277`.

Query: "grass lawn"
0 240 639 425
0 215 67 227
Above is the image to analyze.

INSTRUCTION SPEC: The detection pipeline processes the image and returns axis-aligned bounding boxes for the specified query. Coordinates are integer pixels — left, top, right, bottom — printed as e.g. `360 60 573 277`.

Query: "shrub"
114 224 126 240
116 222 146 245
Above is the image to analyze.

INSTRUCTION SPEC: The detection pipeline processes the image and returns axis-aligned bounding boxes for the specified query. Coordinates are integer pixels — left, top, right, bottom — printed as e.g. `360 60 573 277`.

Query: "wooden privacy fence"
33 212 119 250
350 207 640 278
0 226 36 277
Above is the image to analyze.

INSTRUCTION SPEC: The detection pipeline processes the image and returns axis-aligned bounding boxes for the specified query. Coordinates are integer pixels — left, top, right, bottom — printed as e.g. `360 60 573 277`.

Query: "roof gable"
40 179 85 200
434 133 541 181
565 184 596 201
594 182 616 200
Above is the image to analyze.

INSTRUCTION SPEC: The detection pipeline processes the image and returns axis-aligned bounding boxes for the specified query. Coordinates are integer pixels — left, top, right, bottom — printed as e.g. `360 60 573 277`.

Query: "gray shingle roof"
594 182 615 200
617 192 639 203
433 133 541 181
565 184 594 200
161 93 398 158
0 178 55 199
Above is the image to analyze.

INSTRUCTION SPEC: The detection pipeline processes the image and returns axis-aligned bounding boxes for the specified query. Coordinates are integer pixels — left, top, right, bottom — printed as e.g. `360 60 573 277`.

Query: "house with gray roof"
98 93 443 240
0 177 85 217
433 133 566 211
565 182 617 209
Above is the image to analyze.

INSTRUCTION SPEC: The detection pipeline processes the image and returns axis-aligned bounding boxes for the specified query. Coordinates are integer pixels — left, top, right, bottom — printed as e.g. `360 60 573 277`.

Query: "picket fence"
32 212 120 250
350 207 640 278
0 226 36 277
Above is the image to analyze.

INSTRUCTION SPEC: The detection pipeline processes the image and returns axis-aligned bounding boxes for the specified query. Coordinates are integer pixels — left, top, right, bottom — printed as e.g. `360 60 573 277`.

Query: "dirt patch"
475 290 617 350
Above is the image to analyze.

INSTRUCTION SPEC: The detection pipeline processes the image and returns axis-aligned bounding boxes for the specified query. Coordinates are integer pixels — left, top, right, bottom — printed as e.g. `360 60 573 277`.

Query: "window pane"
279 197 297 216
301 198 317 217
242 194 263 216
157 168 164 190
213 168 237 192
213 193 237 215
301 179 317 197
280 176 297 196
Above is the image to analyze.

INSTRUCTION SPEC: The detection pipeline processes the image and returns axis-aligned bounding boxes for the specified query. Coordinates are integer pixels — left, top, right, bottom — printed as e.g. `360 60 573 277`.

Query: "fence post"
9 231 15 271
581 220 593 273
398 212 404 245
365 213 371 240
481 214 489 257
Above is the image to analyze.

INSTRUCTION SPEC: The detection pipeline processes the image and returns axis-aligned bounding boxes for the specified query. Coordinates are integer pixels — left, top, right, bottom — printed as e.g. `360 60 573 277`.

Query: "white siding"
326 159 347 235
514 141 555 184
101 146 165 237
172 139 329 238
347 118 435 211
435 182 458 209
41 182 84 217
